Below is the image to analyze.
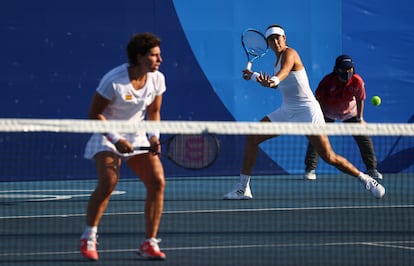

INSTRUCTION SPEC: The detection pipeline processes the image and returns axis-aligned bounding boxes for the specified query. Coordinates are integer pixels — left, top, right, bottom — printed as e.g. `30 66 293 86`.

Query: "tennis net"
0 118 413 265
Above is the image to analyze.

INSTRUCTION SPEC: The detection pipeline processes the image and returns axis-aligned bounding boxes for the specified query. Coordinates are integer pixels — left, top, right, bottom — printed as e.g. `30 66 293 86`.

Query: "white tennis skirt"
267 102 325 126
84 132 150 160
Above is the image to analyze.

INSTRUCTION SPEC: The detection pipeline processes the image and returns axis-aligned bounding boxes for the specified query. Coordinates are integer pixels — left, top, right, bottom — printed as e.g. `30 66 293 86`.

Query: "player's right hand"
242 69 253 80
114 139 134 153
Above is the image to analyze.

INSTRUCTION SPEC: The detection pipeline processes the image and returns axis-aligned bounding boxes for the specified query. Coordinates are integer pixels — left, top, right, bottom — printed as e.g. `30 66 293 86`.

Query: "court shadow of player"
378 147 414 173
378 114 414 173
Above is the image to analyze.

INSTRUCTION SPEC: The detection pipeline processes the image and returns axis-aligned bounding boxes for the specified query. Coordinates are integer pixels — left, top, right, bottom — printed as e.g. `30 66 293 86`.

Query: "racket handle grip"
134 146 150 151
246 62 252 71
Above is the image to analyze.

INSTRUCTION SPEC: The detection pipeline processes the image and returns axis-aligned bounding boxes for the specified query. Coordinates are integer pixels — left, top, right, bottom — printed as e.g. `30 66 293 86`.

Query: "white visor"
265 27 285 38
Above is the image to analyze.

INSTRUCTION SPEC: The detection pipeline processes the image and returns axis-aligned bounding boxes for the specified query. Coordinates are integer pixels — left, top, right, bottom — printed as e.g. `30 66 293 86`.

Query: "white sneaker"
363 175 385 198
223 181 253 200
367 169 383 180
304 170 316 180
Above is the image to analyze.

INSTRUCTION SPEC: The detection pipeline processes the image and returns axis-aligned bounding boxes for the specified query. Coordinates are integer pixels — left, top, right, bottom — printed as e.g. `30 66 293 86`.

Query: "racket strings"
167 134 219 169
243 31 268 56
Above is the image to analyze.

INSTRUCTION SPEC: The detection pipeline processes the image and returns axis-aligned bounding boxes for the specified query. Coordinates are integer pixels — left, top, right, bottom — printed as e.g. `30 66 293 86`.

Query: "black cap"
335 54 354 69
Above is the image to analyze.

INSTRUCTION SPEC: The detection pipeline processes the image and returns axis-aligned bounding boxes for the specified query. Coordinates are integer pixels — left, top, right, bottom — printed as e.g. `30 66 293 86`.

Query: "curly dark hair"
126 32 161 65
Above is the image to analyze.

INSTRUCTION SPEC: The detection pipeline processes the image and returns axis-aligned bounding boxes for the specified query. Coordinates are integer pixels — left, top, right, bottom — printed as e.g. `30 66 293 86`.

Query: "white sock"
81 226 98 239
240 174 250 186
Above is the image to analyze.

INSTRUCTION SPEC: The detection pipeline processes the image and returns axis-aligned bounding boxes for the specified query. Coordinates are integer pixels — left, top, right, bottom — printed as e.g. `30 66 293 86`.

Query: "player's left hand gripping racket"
241 28 268 71
135 134 220 170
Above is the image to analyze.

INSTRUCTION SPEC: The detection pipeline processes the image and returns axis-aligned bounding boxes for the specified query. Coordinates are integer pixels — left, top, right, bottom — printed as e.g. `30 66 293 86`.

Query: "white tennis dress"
266 60 325 125
84 63 166 159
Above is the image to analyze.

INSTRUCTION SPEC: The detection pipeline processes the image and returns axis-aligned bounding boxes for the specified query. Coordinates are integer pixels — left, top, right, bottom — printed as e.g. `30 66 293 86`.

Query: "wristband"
105 132 122 144
270 76 280 87
251 72 260 81
147 131 160 140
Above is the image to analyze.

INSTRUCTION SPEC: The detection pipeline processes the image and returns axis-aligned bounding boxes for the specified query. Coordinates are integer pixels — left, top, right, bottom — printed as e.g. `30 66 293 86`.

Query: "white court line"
0 241 413 257
0 204 413 219
0 189 125 202
364 242 414 251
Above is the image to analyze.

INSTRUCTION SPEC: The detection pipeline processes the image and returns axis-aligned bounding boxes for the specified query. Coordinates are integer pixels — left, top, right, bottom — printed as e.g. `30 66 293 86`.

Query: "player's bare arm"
146 95 163 152
258 47 298 88
88 92 110 121
146 95 162 122
276 48 296 79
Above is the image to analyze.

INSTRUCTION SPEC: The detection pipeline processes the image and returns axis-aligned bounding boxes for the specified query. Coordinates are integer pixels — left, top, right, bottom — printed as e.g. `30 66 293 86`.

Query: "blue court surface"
0 174 413 266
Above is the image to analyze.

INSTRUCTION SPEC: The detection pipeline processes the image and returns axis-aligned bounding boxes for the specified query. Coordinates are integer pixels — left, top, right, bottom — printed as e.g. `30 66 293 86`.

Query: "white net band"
0 119 413 136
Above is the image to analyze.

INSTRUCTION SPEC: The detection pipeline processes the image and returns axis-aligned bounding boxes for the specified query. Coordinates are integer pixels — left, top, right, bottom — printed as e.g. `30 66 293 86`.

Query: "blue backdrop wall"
0 0 412 181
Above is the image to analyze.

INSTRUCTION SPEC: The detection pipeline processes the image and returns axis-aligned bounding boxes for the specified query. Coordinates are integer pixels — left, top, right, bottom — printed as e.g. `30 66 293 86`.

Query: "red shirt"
315 73 366 121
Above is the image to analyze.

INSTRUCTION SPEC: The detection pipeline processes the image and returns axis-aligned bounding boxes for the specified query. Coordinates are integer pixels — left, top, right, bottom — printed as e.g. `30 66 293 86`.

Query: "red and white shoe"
137 238 166 260
80 237 99 261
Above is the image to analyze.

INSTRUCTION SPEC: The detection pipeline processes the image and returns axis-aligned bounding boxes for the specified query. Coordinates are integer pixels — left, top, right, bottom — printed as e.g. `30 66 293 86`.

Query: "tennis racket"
134 134 220 170
241 28 268 71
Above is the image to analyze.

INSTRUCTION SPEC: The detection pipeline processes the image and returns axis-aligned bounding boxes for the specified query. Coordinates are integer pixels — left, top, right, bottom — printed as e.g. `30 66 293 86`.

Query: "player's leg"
81 151 122 260
224 117 276 200
306 135 385 198
303 117 335 180
86 151 122 226
304 142 318 180
242 116 276 174
307 134 360 176
127 153 165 239
127 153 166 260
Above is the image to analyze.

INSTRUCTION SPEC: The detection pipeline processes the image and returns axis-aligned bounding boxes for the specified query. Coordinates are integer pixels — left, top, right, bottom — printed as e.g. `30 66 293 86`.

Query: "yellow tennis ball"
371 96 381 106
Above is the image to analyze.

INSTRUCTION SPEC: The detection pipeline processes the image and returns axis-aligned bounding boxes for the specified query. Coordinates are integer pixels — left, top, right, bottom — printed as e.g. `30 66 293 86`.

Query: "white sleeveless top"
266 55 325 125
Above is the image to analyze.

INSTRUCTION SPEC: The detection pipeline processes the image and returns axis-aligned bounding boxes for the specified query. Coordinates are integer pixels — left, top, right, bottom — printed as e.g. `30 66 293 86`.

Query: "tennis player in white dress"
223 24 385 200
